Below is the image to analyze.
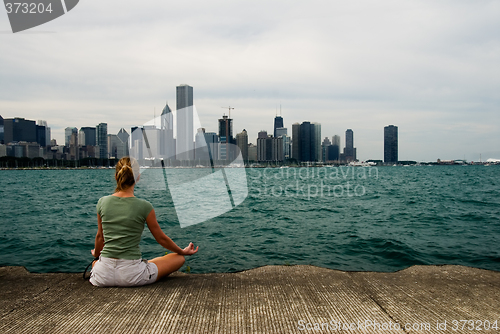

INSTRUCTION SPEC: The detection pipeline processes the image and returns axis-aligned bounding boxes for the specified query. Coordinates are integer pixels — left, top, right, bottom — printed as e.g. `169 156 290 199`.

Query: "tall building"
384 125 398 164
65 127 78 147
257 135 283 162
4 117 36 143
36 125 46 147
322 137 331 162
275 127 287 139
108 134 127 160
274 115 284 138
176 84 194 161
313 123 321 162
258 130 267 139
96 123 108 159
298 121 320 163
342 129 356 162
194 128 210 164
160 103 175 159
0 115 3 144
79 127 97 146
291 123 301 161
282 134 291 160
247 143 257 162
328 135 340 162
236 129 248 162
218 115 234 160
37 120 50 146
69 132 78 160
203 132 219 163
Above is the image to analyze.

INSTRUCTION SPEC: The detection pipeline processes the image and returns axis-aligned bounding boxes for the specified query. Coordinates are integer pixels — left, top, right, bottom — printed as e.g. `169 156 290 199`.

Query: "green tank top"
97 195 154 260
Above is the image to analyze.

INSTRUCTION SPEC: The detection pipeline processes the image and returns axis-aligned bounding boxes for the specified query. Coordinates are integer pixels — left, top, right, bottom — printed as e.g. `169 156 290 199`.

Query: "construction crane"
221 106 234 119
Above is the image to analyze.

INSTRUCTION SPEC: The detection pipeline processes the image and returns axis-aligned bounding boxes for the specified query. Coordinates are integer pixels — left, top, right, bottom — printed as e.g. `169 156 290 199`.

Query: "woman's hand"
91 249 98 257
181 242 199 256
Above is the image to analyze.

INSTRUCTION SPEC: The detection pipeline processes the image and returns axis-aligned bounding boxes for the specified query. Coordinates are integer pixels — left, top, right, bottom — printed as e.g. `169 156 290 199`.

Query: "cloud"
0 0 498 160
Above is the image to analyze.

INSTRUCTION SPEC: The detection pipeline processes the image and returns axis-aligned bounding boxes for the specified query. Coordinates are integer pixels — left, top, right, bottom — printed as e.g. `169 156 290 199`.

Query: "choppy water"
1 165 499 273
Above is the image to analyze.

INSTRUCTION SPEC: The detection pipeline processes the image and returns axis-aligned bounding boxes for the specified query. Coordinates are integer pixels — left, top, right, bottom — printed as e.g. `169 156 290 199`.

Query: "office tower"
274 115 284 138
236 129 248 162
313 123 321 162
96 123 108 159
79 127 97 146
203 132 219 163
322 137 331 162
37 120 50 146
247 143 257 162
292 123 300 161
69 132 78 160
108 134 127 160
194 128 210 164
218 115 234 160
65 127 78 147
257 135 283 162
176 84 194 161
384 125 398 164
116 128 129 157
36 125 46 147
343 129 356 162
4 117 36 143
282 134 291 160
0 115 3 144
275 127 287 139
160 103 175 159
258 130 268 139
296 121 321 163
117 128 129 147
329 135 340 162
299 122 311 162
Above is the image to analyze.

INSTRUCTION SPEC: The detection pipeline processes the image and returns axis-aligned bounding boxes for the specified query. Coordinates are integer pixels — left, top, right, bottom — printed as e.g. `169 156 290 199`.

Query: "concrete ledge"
1 265 499 333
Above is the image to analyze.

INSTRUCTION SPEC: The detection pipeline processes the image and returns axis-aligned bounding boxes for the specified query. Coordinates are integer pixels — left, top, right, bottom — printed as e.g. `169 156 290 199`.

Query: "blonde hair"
115 157 139 192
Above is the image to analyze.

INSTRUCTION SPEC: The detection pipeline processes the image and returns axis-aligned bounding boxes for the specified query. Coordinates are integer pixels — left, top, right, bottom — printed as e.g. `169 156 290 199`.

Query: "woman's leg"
149 253 185 281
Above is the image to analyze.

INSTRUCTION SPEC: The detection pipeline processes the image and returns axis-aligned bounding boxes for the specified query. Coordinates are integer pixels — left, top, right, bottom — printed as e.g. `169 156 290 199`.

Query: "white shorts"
89 256 158 287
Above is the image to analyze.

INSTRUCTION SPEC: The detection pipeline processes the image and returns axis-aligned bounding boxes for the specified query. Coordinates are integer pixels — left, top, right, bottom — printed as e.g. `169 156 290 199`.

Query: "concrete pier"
1 265 499 333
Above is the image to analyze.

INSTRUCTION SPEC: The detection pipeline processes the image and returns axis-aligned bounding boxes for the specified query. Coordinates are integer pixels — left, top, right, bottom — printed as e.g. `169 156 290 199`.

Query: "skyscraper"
218 115 234 160
292 123 301 161
96 123 108 159
236 129 248 162
176 84 194 161
343 129 356 162
0 115 3 144
274 115 283 138
298 121 321 163
322 137 331 162
384 125 398 164
329 135 340 162
65 127 78 147
313 123 321 162
79 127 97 146
37 120 50 146
4 117 36 143
160 102 175 159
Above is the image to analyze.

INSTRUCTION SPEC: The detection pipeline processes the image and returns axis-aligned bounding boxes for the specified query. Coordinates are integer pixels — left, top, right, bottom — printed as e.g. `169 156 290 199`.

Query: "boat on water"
348 161 377 167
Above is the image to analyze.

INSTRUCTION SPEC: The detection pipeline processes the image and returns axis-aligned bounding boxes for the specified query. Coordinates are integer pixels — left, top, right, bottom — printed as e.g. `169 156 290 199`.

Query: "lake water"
1 165 499 274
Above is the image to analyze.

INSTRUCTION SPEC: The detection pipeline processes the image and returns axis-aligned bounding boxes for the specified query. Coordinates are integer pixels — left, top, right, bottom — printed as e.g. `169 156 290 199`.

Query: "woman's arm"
91 214 104 258
146 209 199 255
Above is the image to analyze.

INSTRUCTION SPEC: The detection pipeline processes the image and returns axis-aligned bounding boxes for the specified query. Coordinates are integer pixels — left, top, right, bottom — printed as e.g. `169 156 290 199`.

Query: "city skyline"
1 1 498 162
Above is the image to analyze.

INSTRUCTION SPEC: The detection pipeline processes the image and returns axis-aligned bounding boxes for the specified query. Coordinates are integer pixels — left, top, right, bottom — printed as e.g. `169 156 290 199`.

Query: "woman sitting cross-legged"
90 156 198 287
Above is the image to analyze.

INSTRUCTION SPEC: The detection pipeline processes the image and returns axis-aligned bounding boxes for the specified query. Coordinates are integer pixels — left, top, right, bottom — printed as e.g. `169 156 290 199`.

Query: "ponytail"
115 157 139 192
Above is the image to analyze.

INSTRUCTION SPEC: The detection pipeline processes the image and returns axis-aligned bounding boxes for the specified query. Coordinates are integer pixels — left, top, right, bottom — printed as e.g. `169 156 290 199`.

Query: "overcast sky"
1 0 499 162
